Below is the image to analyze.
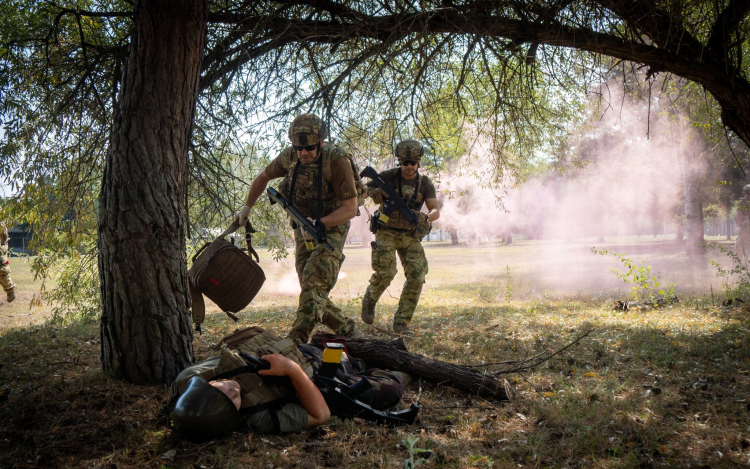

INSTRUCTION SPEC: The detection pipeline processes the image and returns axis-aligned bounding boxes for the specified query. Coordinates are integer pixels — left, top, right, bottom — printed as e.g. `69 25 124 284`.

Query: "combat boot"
361 296 376 325
338 319 364 339
392 323 414 335
6 287 15 303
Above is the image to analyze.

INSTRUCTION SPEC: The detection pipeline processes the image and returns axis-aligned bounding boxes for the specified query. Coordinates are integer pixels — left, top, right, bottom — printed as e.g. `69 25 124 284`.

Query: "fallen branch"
492 329 596 374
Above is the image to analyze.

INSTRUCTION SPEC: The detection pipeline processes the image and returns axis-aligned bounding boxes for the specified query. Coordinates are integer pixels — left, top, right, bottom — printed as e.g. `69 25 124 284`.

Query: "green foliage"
400 435 430 469
706 242 750 300
591 247 673 301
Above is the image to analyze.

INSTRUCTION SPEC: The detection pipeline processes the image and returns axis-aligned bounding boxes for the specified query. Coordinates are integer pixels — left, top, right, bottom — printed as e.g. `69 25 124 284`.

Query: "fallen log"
311 332 514 401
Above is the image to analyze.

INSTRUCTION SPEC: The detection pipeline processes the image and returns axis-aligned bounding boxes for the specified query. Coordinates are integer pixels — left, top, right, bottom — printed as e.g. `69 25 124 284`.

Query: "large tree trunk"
449 227 459 245
312 333 514 400
98 0 207 384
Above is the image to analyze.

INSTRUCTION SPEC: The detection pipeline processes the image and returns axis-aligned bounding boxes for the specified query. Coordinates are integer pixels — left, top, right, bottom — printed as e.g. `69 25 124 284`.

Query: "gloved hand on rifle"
303 217 326 241
415 211 431 233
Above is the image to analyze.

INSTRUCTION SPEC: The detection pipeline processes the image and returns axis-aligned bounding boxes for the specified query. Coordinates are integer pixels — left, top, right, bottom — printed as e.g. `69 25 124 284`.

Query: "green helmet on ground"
394 139 424 161
288 113 327 146
171 376 240 442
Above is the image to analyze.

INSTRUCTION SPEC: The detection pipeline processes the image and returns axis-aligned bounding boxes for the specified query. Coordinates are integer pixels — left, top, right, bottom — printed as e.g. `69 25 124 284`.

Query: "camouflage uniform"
265 114 360 343
290 221 356 343
362 160 436 331
0 223 16 302
737 189 750 258
173 339 407 434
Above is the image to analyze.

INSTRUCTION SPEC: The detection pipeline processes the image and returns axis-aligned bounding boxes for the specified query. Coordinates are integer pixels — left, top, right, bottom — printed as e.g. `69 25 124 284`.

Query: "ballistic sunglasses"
294 144 319 152
400 160 419 166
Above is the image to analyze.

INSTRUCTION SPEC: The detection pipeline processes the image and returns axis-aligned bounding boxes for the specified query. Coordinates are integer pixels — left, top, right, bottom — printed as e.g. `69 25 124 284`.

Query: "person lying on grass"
170 328 408 441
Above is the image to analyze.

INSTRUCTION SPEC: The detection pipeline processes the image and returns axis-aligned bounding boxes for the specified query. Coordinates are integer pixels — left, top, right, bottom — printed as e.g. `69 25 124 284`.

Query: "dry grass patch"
1 240 749 467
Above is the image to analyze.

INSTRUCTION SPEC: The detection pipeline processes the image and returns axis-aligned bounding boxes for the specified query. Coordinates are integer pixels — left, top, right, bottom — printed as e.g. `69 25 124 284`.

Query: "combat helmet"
394 139 424 162
171 376 241 442
743 184 750 195
288 113 327 147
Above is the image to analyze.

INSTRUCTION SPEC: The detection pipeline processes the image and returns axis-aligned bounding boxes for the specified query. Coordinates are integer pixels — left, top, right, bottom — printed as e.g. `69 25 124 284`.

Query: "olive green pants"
288 222 357 343
363 229 428 328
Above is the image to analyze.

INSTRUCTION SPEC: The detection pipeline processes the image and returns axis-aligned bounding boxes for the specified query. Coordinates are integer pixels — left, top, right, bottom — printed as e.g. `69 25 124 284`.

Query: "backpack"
170 327 314 411
188 221 265 332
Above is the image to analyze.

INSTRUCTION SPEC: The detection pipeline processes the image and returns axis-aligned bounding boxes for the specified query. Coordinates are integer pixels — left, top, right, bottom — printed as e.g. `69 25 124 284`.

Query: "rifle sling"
396 168 422 210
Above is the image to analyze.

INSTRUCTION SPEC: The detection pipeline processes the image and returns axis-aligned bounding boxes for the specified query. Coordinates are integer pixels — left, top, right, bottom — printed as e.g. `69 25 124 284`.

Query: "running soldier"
361 139 439 333
736 184 750 258
0 222 16 303
235 114 362 343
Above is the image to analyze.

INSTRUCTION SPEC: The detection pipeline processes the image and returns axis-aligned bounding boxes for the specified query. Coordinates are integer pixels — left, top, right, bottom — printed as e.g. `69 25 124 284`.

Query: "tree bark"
98 0 207 384
450 227 459 245
312 333 514 401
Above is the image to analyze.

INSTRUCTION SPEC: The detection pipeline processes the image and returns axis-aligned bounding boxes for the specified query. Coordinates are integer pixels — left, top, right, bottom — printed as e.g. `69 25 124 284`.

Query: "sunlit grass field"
1 237 749 468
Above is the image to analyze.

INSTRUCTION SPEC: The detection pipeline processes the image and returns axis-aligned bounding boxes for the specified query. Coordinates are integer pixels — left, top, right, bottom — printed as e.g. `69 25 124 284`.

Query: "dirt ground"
1 236 749 468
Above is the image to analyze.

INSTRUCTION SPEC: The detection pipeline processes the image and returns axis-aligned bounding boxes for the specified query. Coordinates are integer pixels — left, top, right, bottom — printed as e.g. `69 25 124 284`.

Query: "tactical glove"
367 188 389 204
235 205 251 226
415 211 431 236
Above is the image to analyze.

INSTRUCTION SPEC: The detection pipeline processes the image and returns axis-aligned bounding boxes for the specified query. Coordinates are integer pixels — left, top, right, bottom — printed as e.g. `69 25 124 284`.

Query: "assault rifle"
267 186 333 251
239 348 418 426
359 166 422 233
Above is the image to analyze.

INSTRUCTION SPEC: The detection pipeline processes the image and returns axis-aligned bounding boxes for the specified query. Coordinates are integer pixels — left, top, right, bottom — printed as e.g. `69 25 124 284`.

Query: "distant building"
7 223 32 256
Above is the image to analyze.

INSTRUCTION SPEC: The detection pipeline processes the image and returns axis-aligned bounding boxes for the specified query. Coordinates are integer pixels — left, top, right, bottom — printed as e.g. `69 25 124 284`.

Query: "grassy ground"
1 237 749 468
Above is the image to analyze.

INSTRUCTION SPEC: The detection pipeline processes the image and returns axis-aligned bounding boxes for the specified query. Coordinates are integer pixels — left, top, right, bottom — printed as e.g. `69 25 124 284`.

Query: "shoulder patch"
341 182 353 198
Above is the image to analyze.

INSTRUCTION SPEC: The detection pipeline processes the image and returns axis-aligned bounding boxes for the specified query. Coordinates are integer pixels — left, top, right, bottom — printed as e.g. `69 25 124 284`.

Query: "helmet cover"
288 113 327 146
395 139 424 161
171 376 241 442
743 184 750 195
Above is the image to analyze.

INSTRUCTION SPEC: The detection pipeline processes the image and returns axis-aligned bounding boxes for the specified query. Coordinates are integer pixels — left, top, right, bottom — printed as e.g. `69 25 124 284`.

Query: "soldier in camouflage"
362 140 440 333
736 184 750 258
0 222 16 303
235 114 362 343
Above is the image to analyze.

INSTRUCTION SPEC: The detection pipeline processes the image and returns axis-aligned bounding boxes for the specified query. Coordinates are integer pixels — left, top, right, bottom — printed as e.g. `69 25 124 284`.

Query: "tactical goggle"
400 159 419 166
293 143 319 152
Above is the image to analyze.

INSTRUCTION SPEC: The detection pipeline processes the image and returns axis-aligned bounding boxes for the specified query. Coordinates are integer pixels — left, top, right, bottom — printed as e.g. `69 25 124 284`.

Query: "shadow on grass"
0 304 749 467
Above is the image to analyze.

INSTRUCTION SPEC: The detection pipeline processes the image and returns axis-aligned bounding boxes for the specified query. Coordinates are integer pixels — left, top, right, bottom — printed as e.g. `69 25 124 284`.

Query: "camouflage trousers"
737 227 750 259
363 229 428 328
288 222 357 344
0 246 15 294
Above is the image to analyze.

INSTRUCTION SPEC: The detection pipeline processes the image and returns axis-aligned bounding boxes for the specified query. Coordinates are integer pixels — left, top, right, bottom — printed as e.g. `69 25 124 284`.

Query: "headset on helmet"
288 113 328 147
171 376 241 442
394 139 424 160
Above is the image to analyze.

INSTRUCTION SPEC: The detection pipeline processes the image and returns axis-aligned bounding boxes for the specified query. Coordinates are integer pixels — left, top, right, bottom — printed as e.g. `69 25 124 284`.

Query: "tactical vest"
379 170 427 230
0 223 7 246
170 327 314 411
277 145 365 220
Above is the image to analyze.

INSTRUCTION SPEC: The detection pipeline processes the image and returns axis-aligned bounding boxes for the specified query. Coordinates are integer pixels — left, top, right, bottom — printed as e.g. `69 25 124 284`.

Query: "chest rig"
382 168 425 230
277 146 342 221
